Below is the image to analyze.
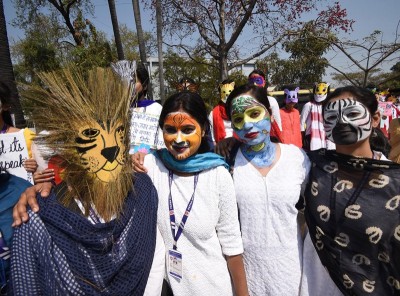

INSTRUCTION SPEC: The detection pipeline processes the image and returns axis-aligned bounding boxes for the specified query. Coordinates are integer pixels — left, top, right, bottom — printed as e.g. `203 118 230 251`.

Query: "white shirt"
208 110 234 143
268 96 282 131
144 154 243 295
233 144 310 295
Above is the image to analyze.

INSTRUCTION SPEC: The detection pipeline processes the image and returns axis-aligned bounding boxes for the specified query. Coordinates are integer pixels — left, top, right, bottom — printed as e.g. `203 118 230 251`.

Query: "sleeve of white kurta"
143 226 165 296
300 102 311 132
299 148 312 211
268 96 282 131
208 110 216 143
215 166 244 256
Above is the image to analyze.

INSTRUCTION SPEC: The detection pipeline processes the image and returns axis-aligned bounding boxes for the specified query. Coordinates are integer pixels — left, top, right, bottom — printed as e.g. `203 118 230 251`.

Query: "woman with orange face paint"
142 91 248 296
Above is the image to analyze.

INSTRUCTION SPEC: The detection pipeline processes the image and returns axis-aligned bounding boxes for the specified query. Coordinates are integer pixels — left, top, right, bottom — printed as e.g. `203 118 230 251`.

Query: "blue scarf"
157 148 229 173
137 99 155 108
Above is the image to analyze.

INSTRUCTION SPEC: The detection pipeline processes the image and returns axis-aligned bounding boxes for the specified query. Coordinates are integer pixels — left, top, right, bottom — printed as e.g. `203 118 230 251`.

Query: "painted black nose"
101 146 120 162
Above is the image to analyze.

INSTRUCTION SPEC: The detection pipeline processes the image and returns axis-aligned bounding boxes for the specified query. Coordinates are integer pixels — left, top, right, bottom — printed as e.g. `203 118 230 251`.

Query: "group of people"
1 62 400 296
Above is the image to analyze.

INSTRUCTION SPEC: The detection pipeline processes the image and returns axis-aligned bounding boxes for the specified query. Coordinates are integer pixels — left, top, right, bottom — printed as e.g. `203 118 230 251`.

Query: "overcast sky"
4 0 400 84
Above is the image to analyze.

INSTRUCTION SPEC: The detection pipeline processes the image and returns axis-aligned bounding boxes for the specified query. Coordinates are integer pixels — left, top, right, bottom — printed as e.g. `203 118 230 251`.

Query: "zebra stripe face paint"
323 98 372 145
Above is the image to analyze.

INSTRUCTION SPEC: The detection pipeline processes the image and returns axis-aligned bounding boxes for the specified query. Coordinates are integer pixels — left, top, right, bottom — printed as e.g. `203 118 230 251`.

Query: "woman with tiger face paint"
140 91 249 296
301 86 400 296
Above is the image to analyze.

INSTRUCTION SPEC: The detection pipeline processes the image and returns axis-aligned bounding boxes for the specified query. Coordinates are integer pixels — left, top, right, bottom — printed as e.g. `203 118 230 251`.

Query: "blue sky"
3 0 400 83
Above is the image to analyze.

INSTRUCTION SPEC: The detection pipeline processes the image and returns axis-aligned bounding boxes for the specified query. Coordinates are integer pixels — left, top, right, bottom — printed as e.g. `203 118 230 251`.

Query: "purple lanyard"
168 170 199 250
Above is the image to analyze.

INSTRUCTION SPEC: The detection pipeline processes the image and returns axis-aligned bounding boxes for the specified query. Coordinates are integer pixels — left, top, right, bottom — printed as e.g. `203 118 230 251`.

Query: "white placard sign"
130 111 164 149
0 130 33 184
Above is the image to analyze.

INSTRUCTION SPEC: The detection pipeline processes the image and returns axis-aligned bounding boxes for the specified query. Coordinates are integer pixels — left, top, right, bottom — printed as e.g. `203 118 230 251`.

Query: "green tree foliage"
11 9 114 83
111 24 155 62
12 0 93 46
161 50 246 111
67 12 113 70
12 14 63 84
256 23 331 87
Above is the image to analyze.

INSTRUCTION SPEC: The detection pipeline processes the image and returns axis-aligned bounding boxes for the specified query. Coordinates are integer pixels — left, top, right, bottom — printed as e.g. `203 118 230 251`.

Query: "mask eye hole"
116 126 124 133
82 128 100 138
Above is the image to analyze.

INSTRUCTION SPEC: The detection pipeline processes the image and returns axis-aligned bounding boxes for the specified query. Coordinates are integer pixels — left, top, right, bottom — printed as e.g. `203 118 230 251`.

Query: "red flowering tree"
151 0 353 81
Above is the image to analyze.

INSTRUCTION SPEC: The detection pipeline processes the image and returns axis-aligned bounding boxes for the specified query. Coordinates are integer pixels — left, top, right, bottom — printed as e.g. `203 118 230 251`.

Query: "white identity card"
168 249 183 280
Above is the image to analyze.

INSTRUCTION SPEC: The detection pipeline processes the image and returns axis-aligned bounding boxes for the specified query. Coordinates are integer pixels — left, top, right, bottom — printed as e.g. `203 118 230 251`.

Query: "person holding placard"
129 63 165 154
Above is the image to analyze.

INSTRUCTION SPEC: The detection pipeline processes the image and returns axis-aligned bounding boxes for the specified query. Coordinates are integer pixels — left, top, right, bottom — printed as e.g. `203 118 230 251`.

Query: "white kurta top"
233 143 310 296
144 154 244 296
268 96 282 131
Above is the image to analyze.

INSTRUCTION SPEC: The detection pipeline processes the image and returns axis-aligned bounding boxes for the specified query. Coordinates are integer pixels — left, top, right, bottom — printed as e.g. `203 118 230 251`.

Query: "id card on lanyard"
167 170 199 280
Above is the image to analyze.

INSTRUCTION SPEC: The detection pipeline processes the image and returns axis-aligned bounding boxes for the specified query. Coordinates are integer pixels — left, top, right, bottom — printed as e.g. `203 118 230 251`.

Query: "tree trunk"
108 0 124 60
0 0 25 127
155 0 165 103
131 0 147 64
132 0 152 97
219 54 229 82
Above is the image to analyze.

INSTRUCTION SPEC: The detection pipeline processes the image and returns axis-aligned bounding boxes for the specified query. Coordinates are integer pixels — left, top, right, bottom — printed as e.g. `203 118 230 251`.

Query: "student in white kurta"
129 63 164 154
137 91 248 296
225 84 310 296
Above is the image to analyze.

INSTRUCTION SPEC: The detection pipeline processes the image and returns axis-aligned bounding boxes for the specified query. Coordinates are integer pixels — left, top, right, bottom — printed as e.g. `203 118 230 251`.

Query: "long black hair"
136 63 150 100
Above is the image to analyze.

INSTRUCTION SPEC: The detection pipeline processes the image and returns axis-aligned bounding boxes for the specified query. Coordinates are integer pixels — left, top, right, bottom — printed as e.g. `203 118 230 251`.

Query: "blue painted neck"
241 142 277 167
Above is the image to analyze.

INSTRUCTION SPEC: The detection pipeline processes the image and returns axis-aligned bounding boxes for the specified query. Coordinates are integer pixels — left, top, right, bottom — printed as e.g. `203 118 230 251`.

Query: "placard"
0 130 33 184
130 111 164 150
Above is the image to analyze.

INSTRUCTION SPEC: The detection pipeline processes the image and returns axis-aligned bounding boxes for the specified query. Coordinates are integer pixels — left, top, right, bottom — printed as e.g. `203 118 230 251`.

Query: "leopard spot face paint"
163 112 203 160
324 97 372 145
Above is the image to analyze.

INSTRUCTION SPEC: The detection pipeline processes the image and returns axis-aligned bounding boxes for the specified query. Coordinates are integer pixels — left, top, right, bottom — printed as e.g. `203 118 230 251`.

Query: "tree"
108 0 124 60
67 13 113 70
111 24 156 62
331 68 382 87
257 22 331 86
156 0 353 81
132 0 147 64
11 7 114 81
13 0 93 46
155 0 165 103
325 30 400 87
0 0 25 127
11 14 63 84
161 50 246 110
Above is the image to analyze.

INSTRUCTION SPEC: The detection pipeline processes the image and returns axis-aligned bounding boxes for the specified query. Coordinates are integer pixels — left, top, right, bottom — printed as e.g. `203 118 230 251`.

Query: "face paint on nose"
231 95 271 146
323 98 372 145
163 112 203 160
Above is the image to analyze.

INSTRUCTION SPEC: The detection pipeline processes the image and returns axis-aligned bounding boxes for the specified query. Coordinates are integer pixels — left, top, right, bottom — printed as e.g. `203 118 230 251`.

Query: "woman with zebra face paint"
301 86 400 296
